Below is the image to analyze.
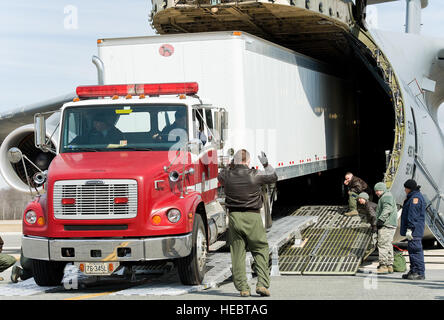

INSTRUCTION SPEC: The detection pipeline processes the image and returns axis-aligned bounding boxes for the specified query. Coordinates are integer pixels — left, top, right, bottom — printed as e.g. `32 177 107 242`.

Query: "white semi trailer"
97 31 357 184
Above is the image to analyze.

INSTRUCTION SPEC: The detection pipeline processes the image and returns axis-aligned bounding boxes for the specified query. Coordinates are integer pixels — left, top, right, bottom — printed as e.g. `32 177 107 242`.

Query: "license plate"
77 262 119 275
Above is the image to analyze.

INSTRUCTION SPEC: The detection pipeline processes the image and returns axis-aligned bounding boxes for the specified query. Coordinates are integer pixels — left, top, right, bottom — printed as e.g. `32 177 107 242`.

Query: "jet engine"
0 116 59 194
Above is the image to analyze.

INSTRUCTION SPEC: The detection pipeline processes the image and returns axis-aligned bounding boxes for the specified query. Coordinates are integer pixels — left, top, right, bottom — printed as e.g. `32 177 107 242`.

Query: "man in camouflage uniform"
0 236 17 281
357 192 377 233
344 172 372 217
374 182 398 274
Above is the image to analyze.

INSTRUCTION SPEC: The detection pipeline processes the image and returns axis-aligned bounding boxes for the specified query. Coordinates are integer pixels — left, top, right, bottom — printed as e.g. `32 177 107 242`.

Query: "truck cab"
22 82 229 286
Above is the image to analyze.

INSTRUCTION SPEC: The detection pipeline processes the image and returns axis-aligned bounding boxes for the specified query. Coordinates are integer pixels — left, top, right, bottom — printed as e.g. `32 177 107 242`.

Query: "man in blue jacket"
400 179 426 280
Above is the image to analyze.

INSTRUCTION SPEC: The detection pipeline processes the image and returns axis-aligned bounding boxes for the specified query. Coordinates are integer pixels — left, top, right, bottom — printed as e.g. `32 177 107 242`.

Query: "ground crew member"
218 149 277 297
357 192 377 233
10 248 34 283
0 236 17 281
400 179 426 280
344 172 372 216
374 182 398 274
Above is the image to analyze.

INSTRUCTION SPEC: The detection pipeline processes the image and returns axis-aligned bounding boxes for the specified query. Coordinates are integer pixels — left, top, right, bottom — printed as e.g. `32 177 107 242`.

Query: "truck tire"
32 259 66 286
177 214 207 285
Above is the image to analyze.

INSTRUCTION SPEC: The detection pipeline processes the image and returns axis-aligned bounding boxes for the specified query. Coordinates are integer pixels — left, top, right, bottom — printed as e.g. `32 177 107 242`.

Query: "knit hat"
374 182 387 192
404 179 420 190
358 192 369 201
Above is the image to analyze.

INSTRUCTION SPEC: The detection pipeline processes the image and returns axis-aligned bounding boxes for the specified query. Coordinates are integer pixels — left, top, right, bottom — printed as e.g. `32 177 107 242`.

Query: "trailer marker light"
114 197 128 204
232 31 242 36
62 198 76 205
125 94 132 99
73 97 80 102
112 95 119 100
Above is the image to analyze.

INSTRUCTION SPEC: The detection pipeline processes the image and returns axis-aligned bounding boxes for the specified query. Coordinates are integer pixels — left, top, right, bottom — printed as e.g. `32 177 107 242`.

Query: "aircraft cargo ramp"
278 205 375 275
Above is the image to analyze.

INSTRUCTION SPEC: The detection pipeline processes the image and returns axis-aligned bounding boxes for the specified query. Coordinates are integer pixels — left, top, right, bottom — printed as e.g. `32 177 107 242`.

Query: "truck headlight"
25 210 37 224
167 209 181 223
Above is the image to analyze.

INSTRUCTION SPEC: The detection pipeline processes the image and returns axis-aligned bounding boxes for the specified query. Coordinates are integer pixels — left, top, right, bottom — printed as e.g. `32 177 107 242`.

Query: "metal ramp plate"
201 215 317 288
278 205 374 275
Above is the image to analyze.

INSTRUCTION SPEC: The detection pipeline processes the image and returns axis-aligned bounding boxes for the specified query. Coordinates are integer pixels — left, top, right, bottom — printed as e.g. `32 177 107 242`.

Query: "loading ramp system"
278 205 375 275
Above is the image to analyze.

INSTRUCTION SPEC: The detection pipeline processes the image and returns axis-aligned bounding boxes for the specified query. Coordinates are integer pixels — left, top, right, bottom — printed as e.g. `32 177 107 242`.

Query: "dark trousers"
408 239 425 275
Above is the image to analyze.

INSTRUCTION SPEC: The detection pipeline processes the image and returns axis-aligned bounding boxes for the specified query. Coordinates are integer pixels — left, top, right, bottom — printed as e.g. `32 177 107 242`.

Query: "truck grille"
53 179 138 219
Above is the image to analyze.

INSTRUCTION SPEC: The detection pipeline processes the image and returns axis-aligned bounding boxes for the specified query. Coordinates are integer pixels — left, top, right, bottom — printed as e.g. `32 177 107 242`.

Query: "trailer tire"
32 259 66 286
177 214 207 285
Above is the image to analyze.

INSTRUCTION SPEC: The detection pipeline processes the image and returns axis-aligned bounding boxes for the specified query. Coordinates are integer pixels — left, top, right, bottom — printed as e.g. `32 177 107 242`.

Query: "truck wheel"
177 214 207 285
32 259 66 286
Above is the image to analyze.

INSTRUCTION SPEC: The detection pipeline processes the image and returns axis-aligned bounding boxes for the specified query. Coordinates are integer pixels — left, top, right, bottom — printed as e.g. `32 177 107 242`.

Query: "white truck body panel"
97 31 357 180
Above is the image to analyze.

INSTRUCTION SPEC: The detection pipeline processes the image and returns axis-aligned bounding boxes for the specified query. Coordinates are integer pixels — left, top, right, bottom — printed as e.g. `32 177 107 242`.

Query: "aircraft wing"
0 92 75 145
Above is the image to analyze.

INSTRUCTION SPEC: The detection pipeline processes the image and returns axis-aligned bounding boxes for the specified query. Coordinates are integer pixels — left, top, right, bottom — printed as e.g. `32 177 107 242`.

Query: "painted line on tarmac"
64 291 116 300
110 283 202 296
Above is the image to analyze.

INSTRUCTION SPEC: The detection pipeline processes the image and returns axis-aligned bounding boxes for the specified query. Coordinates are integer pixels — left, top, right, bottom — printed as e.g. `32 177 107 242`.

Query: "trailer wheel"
177 214 207 285
32 259 66 286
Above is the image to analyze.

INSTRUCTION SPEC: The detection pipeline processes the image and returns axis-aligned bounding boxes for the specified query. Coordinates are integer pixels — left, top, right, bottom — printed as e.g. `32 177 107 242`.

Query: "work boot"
387 265 394 274
240 290 251 297
10 266 23 283
402 271 413 279
344 210 358 217
377 265 389 274
407 273 425 280
256 286 271 297
0 277 4 281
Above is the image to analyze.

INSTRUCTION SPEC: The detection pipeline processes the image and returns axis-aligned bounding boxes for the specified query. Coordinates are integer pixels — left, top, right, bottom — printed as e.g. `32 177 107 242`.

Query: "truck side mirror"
188 139 202 155
34 113 48 151
214 109 228 149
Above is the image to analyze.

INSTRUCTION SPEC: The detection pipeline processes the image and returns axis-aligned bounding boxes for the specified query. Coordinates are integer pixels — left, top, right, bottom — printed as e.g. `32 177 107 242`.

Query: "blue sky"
0 0 443 188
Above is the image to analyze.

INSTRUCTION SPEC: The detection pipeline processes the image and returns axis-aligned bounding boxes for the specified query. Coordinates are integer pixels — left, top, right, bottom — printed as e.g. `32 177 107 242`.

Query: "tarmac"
1 219 444 301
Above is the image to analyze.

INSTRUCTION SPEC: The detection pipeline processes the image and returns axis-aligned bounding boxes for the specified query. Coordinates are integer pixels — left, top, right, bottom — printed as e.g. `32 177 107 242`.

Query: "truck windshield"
60 104 188 153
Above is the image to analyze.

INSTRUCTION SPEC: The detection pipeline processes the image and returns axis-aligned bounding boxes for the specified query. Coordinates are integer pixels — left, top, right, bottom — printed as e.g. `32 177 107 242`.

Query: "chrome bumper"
22 234 192 262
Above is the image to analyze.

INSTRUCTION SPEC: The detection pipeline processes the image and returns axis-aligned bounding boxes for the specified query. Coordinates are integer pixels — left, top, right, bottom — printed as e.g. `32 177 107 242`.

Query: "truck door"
192 108 218 203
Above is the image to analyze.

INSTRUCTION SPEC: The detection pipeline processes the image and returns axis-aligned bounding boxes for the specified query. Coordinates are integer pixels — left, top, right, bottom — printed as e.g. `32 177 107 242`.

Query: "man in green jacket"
0 236 17 281
218 149 277 297
374 182 398 274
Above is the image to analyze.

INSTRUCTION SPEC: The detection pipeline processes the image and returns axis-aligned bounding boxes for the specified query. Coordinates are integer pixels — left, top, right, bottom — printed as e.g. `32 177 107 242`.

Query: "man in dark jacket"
218 149 277 297
400 179 426 280
344 172 372 216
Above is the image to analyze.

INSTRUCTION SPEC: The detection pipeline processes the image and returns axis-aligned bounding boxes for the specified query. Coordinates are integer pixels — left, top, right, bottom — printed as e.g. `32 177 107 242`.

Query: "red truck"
21 82 230 286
